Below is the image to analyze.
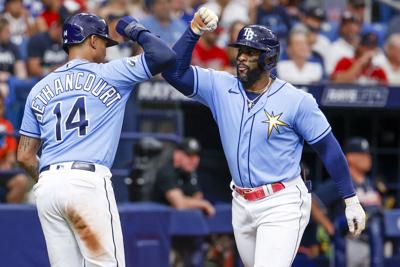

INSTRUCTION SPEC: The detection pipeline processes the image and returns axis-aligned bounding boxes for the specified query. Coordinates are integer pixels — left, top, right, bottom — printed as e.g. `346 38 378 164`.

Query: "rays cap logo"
243 28 257 41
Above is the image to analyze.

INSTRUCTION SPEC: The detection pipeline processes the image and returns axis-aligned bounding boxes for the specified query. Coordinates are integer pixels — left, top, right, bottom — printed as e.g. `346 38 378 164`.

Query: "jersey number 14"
53 97 89 141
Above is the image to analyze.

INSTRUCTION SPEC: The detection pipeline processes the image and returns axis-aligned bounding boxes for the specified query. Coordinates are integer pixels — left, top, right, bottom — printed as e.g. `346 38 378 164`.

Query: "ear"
89 35 97 50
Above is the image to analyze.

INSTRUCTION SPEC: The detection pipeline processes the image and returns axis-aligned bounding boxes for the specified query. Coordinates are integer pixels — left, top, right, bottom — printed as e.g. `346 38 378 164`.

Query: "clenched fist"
191 7 219 35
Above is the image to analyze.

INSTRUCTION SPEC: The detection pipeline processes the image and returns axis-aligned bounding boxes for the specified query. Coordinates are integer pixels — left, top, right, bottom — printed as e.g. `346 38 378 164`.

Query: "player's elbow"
159 49 177 71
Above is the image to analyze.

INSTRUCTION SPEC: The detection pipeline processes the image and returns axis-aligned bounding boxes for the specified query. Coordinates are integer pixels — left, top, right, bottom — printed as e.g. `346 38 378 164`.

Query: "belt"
40 162 96 173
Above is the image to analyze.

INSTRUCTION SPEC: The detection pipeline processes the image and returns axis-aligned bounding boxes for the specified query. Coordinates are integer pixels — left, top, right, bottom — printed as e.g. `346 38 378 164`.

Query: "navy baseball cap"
304 7 326 21
345 137 370 153
360 32 378 47
177 138 201 155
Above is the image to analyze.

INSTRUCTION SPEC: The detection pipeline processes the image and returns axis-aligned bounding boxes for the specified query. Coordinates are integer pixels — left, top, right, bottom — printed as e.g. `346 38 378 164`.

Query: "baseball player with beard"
17 13 175 267
163 7 366 267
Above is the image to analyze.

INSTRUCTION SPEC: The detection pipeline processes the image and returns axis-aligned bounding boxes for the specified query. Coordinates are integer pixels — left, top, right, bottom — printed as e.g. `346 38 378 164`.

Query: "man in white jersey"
163 8 366 267
16 13 175 267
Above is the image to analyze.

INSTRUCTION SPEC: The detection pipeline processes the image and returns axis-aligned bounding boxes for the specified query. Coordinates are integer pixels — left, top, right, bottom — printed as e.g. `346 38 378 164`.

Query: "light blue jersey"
20 55 152 170
190 66 331 187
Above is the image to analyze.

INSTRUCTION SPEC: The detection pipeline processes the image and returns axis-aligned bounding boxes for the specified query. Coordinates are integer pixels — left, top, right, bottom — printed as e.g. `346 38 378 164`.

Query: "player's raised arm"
116 16 176 76
162 7 219 96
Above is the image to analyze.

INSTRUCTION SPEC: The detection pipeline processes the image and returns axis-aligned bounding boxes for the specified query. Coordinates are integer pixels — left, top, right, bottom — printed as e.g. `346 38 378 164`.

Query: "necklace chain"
246 79 272 110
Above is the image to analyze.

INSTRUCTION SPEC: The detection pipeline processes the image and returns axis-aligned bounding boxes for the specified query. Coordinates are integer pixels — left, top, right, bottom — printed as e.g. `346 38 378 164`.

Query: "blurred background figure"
98 0 146 21
325 11 361 75
151 137 215 267
127 137 164 202
346 0 366 23
192 28 230 70
331 31 387 85
374 34 400 85
253 0 293 41
26 18 67 77
202 0 249 31
225 20 246 73
312 137 384 267
277 26 325 84
2 0 35 51
34 0 62 32
141 0 186 47
0 95 29 203
105 14 137 61
0 16 27 97
299 6 330 66
170 0 196 25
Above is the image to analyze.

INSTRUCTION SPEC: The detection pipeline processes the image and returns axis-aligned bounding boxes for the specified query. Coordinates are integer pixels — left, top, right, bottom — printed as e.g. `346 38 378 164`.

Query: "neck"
349 168 365 184
68 49 94 62
245 75 271 93
293 58 306 69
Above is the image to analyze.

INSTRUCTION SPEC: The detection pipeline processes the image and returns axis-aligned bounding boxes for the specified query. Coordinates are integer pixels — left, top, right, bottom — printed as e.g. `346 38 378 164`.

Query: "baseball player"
17 13 175 267
162 7 367 267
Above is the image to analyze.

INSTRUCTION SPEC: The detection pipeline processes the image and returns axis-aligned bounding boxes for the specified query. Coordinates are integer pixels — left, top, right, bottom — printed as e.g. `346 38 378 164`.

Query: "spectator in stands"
170 0 196 25
331 31 388 85
225 20 246 71
347 0 366 23
312 137 384 267
277 27 325 84
151 137 215 267
26 18 67 77
253 0 292 41
300 6 330 65
3 0 35 47
35 0 62 32
325 11 361 75
192 28 230 70
105 14 136 61
202 0 249 30
0 95 29 203
152 137 215 216
140 0 186 47
0 17 27 97
375 34 400 85
98 0 146 21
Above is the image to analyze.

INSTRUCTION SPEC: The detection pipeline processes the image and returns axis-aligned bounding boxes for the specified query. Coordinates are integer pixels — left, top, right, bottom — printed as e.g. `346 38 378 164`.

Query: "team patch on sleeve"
126 57 137 66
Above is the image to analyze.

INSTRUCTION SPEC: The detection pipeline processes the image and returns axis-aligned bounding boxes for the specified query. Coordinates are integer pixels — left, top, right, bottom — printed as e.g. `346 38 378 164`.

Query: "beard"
237 65 265 89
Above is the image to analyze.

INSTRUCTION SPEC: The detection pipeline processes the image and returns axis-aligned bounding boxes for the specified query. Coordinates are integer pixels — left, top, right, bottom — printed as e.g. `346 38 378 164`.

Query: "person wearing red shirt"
192 28 230 70
0 96 29 203
331 32 388 85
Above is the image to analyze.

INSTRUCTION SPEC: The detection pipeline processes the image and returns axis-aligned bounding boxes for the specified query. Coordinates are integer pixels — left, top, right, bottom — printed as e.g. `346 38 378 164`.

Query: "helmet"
62 13 118 53
229 25 280 71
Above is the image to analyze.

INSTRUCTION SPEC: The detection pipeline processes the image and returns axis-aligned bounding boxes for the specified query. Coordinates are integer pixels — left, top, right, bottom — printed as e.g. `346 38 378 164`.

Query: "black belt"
40 162 96 173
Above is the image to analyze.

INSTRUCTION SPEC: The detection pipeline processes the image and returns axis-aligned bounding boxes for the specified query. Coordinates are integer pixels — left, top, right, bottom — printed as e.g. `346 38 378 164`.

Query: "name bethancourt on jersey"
31 72 122 116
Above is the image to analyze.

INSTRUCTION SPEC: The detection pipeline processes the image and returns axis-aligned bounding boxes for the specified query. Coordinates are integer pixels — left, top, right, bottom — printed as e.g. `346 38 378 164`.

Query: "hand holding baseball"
191 7 219 35
345 196 366 236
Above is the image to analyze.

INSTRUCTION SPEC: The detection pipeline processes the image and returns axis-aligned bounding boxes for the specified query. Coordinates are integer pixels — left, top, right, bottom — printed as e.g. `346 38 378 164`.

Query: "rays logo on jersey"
262 110 288 139
243 28 257 41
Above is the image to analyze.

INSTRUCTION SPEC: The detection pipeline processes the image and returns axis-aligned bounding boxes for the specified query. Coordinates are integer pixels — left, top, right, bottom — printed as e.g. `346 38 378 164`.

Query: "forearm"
137 31 176 76
311 132 356 199
17 136 41 182
162 27 200 95
172 196 209 210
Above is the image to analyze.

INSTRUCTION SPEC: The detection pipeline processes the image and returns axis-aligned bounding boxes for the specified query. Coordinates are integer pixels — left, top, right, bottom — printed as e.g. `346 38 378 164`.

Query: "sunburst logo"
262 110 288 139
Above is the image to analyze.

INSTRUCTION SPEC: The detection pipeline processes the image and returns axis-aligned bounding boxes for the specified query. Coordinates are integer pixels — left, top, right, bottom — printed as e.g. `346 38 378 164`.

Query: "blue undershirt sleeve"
137 31 176 76
310 131 356 199
162 27 199 96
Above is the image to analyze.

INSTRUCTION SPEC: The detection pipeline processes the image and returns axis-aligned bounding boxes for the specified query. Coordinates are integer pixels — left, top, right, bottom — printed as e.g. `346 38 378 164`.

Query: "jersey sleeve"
100 53 152 90
19 93 41 138
190 66 218 108
294 93 331 144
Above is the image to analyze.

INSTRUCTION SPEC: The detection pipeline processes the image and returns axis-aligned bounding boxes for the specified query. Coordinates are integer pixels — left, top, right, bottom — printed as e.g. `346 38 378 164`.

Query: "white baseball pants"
33 162 125 267
232 176 311 267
